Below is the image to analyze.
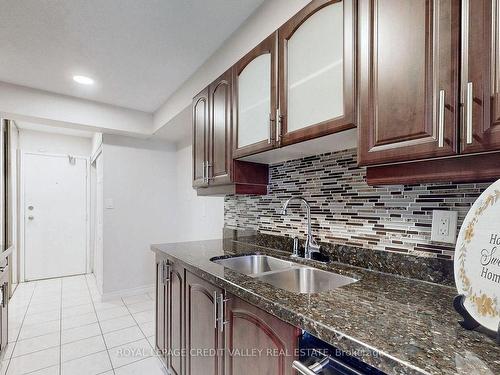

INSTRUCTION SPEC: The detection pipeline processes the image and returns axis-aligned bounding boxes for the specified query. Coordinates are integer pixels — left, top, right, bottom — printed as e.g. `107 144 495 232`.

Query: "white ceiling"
0 0 265 112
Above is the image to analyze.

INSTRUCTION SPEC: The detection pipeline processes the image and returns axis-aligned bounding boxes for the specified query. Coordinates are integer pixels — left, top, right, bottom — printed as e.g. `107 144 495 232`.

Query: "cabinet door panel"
155 258 165 354
225 295 298 375
233 33 277 158
461 0 500 153
185 272 223 375
193 88 209 187
209 70 232 185
358 0 459 166
167 264 183 375
280 0 356 145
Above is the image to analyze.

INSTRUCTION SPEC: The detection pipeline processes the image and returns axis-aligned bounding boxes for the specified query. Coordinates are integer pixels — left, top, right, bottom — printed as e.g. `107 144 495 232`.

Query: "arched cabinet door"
278 0 356 146
224 294 299 375
155 257 166 355
166 263 184 375
209 69 232 186
185 271 224 375
233 33 277 158
192 88 209 187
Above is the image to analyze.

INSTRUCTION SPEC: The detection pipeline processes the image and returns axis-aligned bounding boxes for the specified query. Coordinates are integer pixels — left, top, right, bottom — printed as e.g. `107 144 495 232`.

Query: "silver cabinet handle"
276 107 282 145
268 113 274 144
206 162 212 182
218 293 229 332
213 291 218 329
466 81 473 144
162 261 170 284
202 161 206 182
438 89 445 148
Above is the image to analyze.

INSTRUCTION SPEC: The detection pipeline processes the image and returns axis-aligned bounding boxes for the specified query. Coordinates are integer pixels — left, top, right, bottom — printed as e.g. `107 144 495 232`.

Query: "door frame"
19 151 90 282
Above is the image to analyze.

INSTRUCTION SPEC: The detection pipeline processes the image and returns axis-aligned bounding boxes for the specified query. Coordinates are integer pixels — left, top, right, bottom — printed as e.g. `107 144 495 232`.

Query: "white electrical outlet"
431 210 458 243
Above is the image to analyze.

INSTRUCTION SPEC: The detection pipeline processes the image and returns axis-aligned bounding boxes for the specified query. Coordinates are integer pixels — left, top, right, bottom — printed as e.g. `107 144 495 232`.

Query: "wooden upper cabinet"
233 33 277 158
278 0 356 146
461 0 500 153
358 0 460 166
192 88 209 187
209 69 232 185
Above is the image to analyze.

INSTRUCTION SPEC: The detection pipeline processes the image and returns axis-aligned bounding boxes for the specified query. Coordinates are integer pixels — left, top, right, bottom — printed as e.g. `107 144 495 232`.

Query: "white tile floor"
1 274 167 375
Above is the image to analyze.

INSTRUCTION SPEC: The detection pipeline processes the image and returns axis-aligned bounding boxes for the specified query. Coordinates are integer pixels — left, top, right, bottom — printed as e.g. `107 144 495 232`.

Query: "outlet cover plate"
431 210 458 243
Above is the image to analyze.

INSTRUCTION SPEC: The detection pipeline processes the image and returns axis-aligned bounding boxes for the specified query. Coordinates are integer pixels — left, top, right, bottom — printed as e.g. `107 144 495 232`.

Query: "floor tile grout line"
111 354 164 373
4 281 37 374
9 341 60 360
84 275 116 375
121 297 168 372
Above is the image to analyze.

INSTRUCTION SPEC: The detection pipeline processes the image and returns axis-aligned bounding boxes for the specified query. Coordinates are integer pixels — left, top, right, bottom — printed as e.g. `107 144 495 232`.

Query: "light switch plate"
431 210 458 243
105 198 114 209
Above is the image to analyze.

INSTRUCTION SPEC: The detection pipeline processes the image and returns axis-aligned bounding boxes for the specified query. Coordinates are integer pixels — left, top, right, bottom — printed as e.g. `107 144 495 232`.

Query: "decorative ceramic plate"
455 180 500 332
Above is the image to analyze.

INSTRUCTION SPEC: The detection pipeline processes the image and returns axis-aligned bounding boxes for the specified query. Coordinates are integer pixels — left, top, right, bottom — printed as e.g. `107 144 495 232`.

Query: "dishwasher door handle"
292 357 329 375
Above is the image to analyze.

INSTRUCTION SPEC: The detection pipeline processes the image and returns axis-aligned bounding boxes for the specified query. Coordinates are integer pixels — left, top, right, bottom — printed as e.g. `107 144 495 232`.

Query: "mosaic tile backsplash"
224 148 492 260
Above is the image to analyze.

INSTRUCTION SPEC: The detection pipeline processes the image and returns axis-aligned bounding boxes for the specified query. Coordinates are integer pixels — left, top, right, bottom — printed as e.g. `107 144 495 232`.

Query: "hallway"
2 275 166 375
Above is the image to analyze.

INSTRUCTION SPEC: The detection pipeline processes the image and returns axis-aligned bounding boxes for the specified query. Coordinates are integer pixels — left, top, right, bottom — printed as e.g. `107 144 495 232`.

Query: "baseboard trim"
99 283 155 302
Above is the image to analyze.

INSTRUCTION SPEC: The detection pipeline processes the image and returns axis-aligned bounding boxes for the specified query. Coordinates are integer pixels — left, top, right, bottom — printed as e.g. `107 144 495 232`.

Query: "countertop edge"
150 244 431 375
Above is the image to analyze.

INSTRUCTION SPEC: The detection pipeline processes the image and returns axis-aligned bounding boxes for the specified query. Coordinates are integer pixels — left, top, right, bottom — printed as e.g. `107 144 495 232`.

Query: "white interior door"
24 153 87 281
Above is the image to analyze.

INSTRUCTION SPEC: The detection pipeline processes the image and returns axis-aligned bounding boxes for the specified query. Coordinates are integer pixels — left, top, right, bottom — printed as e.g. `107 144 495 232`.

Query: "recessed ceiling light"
73 75 94 85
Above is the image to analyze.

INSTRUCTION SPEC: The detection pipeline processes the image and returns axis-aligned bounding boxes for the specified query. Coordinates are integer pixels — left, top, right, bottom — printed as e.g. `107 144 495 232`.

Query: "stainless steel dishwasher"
293 332 386 375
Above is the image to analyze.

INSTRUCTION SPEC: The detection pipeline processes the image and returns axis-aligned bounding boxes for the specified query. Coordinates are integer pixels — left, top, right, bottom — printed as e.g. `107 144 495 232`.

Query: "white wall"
174 143 224 242
101 135 177 296
153 0 309 131
93 151 104 294
19 129 92 156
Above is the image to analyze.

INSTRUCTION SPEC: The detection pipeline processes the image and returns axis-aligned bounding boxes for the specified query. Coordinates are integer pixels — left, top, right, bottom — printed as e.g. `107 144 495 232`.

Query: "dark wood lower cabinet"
155 255 299 375
155 257 184 375
185 271 223 375
155 258 165 354
224 294 299 375
167 263 184 375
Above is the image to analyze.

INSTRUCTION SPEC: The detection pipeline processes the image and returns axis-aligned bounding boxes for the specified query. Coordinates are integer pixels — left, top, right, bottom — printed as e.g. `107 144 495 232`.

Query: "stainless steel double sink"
212 255 358 294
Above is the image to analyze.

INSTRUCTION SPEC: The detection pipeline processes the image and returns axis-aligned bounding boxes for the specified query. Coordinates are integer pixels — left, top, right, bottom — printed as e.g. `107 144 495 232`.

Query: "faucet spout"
281 197 320 259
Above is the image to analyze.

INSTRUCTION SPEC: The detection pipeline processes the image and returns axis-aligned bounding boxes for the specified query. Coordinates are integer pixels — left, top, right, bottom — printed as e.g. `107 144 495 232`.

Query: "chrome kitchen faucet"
281 197 320 260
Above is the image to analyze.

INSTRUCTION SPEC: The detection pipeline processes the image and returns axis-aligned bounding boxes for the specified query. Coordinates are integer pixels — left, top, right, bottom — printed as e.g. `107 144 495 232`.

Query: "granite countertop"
151 239 500 375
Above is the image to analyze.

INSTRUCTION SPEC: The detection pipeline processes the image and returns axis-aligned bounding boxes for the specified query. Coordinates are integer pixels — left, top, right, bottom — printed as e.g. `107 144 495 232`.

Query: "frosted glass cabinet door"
279 0 356 146
233 34 277 158
238 54 271 148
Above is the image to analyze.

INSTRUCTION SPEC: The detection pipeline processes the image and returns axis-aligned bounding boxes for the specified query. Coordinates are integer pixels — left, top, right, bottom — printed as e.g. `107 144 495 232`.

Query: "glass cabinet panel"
237 54 271 148
286 2 344 133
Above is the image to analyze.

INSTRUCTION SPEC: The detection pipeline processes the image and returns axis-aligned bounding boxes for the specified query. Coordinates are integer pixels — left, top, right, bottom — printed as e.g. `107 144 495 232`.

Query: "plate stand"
453 295 500 344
